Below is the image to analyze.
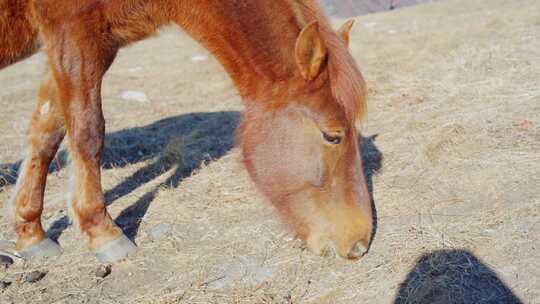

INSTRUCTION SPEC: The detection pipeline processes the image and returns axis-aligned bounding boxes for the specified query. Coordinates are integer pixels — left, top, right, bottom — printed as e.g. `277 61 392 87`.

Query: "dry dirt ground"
1 0 539 303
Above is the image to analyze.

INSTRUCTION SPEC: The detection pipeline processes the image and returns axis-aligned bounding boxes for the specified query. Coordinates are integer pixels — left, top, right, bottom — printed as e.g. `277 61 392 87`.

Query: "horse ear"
338 19 355 47
295 21 328 81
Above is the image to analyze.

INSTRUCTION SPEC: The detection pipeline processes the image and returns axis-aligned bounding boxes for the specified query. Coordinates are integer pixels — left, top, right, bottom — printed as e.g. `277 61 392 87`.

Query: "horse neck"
171 0 317 101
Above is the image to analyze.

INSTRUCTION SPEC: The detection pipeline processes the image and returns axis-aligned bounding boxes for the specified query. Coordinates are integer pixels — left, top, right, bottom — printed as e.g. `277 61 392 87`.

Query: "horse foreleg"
8 76 65 258
47 35 136 262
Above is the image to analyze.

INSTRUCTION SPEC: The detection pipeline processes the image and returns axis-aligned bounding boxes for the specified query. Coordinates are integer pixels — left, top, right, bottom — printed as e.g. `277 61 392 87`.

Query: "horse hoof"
94 234 137 262
346 242 368 260
19 238 62 259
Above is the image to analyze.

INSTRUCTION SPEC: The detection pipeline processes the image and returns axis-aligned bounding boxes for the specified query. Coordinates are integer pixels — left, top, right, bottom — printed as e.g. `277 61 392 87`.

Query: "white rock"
119 90 149 103
191 55 207 62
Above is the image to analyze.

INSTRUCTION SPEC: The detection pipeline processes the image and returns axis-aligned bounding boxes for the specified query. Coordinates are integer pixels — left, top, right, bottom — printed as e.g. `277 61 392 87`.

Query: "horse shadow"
43 111 240 241
1 113 383 244
394 249 523 304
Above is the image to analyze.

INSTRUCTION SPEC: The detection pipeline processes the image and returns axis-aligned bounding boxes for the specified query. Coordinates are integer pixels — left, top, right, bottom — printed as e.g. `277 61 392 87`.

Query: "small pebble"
95 264 112 278
0 255 14 269
0 281 11 290
24 271 47 283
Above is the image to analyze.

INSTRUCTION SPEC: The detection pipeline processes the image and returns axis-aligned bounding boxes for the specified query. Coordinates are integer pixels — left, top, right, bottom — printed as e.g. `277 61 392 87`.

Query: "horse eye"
322 132 342 145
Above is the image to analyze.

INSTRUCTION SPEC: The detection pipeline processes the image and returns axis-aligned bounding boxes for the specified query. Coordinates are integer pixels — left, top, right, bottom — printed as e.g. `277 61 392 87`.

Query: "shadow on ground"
394 249 523 304
1 112 383 244
46 111 241 241
0 112 240 192
359 134 383 249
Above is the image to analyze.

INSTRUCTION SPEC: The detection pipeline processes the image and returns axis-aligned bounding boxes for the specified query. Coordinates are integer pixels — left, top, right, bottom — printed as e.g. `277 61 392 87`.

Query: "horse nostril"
347 242 368 260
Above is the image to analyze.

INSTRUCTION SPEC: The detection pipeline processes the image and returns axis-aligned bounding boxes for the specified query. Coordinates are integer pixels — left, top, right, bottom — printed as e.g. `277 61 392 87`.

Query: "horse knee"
27 78 65 155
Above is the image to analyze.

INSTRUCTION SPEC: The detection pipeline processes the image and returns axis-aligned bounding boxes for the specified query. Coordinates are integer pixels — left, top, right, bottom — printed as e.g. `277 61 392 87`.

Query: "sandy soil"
1 0 539 303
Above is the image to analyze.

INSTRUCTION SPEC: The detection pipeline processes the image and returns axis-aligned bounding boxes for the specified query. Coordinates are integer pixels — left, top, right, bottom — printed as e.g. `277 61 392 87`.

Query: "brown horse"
1 0 372 262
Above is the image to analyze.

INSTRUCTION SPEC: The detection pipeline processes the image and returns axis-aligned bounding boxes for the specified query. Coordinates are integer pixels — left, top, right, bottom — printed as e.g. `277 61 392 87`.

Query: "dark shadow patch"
360 134 382 195
47 215 71 242
107 111 240 240
102 111 240 203
0 112 240 189
359 134 383 250
43 111 240 241
394 249 523 304
0 162 21 193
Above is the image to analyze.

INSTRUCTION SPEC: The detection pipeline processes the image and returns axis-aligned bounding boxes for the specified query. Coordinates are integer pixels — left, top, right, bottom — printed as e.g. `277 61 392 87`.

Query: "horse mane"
325 30 368 123
296 0 367 123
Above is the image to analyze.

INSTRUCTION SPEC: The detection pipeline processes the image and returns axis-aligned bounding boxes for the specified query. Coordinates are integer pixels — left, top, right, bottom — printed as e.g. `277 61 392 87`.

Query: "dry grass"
1 0 539 303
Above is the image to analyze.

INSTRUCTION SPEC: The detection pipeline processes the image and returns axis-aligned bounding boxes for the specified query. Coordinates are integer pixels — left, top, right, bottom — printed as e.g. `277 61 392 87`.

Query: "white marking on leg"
40 101 50 116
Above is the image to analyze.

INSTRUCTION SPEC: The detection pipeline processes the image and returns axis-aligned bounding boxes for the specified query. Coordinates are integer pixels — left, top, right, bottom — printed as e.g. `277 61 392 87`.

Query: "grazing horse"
1 0 372 262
